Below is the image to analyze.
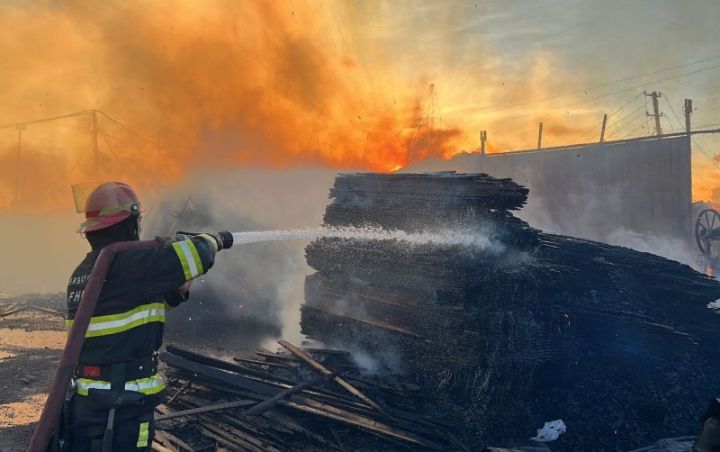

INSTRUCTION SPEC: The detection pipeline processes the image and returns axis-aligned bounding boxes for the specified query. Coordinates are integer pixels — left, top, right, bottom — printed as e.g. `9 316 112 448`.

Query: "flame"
0 2 662 211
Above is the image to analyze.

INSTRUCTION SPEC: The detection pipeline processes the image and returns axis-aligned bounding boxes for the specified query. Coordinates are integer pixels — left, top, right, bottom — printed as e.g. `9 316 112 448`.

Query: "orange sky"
1 0 719 211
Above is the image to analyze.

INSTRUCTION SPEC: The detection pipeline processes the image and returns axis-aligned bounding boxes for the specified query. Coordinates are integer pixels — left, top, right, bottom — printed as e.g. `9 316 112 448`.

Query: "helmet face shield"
73 181 141 233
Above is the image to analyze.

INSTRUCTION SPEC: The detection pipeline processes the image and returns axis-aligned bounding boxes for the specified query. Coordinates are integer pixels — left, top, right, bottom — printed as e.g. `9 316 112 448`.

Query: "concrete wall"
408 136 692 243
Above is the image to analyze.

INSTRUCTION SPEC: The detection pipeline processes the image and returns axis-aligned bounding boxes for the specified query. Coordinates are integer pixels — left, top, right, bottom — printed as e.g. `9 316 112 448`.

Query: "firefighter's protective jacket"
65 236 216 400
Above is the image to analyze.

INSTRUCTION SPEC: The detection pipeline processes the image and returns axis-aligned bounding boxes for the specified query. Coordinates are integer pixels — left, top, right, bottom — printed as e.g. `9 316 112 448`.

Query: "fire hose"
27 232 233 452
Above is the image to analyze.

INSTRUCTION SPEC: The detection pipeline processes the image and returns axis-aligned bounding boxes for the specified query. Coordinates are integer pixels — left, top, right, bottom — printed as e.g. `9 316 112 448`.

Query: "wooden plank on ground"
278 340 384 412
154 430 190 452
278 397 441 449
156 400 255 421
233 356 294 368
245 376 326 416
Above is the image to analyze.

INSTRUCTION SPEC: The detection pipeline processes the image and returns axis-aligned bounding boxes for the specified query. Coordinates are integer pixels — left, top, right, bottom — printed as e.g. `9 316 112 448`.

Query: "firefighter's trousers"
69 395 156 452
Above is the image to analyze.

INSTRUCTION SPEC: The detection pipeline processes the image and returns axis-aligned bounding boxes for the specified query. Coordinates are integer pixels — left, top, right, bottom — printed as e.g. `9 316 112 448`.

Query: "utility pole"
14 124 25 203
90 110 100 174
684 99 693 135
1 110 109 203
599 113 608 143
645 91 663 136
537 122 543 149
480 130 487 155
682 98 693 242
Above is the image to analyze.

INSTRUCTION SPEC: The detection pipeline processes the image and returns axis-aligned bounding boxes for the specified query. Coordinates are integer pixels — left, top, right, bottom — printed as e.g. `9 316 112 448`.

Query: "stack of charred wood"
156 342 459 451
300 172 720 450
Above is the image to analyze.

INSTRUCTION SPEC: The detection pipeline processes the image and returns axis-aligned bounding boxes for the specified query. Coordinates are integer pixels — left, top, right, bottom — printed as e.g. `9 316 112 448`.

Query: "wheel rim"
695 209 720 256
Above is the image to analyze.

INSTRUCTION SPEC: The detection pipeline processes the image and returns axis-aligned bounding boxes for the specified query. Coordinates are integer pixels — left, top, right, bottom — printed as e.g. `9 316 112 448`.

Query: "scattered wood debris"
155 343 458 451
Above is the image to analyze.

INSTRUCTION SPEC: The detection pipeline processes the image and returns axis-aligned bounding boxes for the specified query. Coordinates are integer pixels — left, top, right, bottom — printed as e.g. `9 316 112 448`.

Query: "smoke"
0 1 458 210
141 167 507 352
0 0 632 213
322 295 404 375
0 166 341 353
1 1 720 212
349 347 404 376
406 156 701 271
0 212 87 297
604 228 694 266
141 167 338 350
4 0 719 338
516 172 698 267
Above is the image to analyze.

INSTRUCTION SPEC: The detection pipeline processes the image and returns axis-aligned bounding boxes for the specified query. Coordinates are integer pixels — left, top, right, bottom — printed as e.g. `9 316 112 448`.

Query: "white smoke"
143 167 339 350
349 347 404 376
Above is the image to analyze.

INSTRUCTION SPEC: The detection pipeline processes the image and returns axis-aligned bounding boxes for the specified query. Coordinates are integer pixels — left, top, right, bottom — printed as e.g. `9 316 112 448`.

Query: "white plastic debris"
531 419 567 442
708 299 720 311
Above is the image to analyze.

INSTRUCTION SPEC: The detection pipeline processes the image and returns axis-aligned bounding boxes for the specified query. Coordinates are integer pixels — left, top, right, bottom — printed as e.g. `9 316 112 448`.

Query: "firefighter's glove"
201 231 233 251
196 233 221 252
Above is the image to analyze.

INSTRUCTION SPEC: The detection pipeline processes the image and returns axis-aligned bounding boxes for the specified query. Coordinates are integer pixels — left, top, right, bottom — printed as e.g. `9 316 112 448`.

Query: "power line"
695 122 720 129
691 136 720 169
610 103 646 135
578 121 602 141
98 129 125 144
611 116 645 140
0 110 93 131
575 93 643 141
619 122 648 140
661 114 679 134
662 94 684 131
67 142 93 174
607 93 643 119
0 109 162 151
613 102 646 129
96 110 162 149
100 132 123 171
521 92 642 143
563 63 720 110
467 55 720 114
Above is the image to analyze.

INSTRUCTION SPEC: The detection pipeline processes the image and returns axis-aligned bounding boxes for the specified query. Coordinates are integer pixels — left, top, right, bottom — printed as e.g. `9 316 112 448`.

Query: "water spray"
227 225 504 251
181 226 502 249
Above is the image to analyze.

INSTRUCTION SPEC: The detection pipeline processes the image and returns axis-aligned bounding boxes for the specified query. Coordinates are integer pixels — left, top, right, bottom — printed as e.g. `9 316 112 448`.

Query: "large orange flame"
0 1 685 211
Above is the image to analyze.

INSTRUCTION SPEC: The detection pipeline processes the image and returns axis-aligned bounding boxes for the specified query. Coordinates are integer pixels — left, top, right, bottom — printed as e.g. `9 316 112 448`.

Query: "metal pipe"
27 239 161 452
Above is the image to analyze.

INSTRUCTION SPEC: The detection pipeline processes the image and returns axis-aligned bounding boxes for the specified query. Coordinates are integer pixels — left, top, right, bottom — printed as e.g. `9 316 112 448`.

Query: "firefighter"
66 181 228 451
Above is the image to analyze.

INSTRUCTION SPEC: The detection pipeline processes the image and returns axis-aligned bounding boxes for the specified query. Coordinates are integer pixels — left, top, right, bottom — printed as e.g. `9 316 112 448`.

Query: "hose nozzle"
176 230 234 250
216 231 233 250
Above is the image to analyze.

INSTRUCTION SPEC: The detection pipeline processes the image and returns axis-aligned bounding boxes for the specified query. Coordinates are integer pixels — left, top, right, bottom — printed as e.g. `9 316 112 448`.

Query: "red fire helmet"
78 182 141 233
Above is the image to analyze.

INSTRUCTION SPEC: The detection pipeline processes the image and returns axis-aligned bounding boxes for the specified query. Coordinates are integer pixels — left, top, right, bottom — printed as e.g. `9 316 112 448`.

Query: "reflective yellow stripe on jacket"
172 240 204 280
65 302 165 338
137 422 150 448
74 374 166 396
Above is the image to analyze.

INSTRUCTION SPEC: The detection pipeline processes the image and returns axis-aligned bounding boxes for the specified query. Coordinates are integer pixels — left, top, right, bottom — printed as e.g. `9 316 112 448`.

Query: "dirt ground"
0 293 269 451
0 294 65 451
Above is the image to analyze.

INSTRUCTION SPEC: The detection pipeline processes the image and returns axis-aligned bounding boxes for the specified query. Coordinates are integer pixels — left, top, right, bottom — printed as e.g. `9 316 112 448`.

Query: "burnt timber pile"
301 172 720 450
156 343 457 451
